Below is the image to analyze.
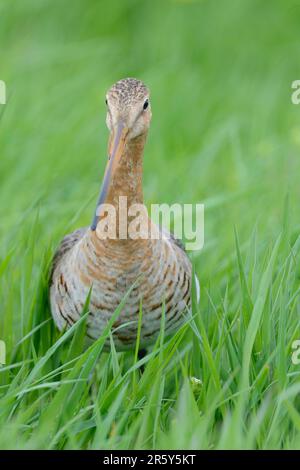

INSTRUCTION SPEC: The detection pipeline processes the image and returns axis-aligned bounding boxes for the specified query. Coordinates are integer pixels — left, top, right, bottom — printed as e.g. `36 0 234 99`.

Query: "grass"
0 0 300 449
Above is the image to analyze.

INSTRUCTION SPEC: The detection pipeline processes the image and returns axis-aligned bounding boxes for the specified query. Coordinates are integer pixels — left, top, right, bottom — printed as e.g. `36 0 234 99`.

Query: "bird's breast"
50 229 192 350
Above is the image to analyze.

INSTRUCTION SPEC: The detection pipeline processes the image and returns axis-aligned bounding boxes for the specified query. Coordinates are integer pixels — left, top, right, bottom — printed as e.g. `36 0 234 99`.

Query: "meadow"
0 0 300 449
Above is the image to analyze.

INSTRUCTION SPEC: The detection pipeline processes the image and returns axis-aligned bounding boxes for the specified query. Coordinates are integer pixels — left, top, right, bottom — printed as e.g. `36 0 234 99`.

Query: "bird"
49 78 199 351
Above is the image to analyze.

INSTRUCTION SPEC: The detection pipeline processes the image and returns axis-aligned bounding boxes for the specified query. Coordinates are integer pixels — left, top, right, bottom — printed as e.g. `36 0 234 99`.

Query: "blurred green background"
1 0 300 263
1 0 300 450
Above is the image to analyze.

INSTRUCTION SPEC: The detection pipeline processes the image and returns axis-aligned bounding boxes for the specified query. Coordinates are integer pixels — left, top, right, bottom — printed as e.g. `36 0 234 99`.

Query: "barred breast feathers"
160 225 200 304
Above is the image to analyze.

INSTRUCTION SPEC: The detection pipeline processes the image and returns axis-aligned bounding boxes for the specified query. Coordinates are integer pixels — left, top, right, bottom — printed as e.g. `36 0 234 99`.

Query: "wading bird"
50 78 199 350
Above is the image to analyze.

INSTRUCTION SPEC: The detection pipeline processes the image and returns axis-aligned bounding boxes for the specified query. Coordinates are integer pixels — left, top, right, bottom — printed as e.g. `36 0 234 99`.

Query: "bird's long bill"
91 123 128 231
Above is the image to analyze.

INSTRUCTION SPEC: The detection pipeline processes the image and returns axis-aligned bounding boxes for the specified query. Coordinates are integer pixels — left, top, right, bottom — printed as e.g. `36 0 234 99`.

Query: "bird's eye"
143 99 149 110
105 98 108 105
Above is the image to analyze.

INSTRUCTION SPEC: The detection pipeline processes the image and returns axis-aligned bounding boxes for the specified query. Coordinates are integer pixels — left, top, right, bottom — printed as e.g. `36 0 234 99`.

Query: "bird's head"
105 77 151 143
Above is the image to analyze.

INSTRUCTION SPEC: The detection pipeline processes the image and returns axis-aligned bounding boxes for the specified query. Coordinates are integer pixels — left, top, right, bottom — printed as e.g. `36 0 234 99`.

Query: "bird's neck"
90 132 150 244
105 132 146 209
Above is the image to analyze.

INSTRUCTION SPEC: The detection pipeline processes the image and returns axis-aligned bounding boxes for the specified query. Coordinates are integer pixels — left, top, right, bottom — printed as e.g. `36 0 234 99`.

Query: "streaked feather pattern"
50 225 193 350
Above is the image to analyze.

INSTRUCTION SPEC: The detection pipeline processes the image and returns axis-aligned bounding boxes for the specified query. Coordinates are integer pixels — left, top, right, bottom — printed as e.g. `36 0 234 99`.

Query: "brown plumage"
49 78 199 350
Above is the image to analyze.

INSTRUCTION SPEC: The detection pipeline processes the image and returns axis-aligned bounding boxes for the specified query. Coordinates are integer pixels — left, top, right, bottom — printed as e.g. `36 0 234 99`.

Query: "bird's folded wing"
50 227 87 280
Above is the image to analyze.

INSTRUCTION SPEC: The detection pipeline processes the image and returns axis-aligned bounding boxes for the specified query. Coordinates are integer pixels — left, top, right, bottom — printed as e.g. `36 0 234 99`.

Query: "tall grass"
0 0 300 449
